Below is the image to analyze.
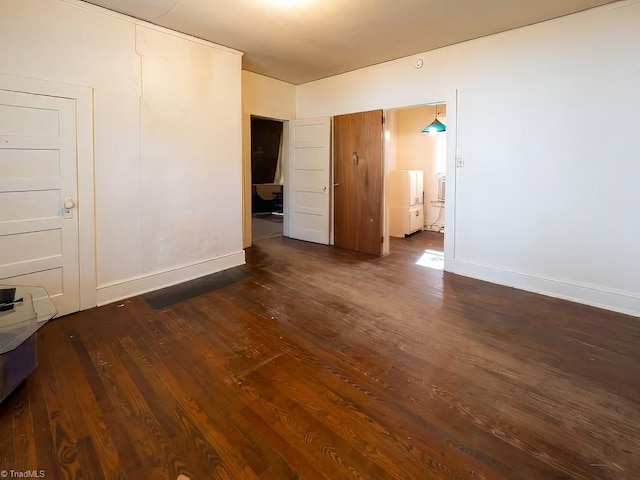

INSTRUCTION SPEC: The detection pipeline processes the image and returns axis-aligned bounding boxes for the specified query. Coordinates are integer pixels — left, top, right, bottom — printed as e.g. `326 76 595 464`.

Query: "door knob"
63 198 76 219
333 182 340 187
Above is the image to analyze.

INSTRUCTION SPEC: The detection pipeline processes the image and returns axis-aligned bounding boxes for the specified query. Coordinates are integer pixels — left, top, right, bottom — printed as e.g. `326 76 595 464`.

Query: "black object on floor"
143 267 250 309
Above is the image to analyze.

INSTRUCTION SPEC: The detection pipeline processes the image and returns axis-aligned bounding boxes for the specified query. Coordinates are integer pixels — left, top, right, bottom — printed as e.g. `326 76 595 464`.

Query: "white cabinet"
388 170 424 237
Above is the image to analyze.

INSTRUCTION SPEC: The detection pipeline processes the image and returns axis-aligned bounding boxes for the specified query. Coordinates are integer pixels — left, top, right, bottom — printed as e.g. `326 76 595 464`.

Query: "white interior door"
287 117 331 245
0 89 80 316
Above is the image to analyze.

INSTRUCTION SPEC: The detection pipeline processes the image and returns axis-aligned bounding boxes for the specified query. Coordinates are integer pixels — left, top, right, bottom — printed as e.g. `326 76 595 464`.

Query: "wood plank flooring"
1 231 638 479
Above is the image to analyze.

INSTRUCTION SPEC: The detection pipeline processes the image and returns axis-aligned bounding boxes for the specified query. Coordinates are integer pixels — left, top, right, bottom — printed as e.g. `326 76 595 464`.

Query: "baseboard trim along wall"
96 251 246 307
447 259 640 318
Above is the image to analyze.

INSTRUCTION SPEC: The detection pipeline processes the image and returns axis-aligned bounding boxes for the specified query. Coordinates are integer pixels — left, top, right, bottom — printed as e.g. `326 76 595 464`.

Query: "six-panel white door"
0 89 80 316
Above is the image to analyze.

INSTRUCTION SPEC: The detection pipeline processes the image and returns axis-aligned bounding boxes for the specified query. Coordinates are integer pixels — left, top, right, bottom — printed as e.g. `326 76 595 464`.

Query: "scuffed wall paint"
0 0 244 304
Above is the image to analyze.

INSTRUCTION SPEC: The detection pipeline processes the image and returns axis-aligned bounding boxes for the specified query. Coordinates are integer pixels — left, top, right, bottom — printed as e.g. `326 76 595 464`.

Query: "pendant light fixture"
422 105 446 133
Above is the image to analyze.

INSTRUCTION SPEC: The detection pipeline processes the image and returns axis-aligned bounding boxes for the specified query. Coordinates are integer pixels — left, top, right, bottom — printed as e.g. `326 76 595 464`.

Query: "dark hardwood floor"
1 231 639 479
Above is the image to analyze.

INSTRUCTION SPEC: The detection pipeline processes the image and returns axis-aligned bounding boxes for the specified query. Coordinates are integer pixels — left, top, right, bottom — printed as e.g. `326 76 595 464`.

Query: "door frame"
243 114 288 247
382 90 458 264
0 73 96 311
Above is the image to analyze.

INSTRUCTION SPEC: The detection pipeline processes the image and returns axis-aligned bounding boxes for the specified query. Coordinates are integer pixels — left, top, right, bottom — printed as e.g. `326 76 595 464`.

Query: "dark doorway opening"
251 117 284 242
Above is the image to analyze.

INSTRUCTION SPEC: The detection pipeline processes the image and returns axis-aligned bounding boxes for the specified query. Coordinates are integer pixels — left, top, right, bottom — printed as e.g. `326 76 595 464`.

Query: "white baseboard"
446 258 640 318
96 251 246 306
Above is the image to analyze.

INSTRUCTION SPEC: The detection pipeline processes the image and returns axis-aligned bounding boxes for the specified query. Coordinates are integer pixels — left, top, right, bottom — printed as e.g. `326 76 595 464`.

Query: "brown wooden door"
334 109 383 255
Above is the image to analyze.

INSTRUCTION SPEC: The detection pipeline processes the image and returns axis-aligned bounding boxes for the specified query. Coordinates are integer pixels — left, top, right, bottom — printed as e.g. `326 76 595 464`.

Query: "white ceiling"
81 0 621 84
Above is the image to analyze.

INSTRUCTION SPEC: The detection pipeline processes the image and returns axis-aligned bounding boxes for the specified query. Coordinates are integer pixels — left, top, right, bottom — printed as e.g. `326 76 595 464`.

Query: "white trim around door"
0 73 96 312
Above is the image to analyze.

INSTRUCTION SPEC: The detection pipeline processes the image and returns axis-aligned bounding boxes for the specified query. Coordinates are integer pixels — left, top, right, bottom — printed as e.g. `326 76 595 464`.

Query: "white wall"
0 0 245 305
297 1 640 316
242 71 296 248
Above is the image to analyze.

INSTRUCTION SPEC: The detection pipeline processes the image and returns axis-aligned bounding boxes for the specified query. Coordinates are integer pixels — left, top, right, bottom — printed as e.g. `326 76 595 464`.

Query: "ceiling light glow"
264 0 299 7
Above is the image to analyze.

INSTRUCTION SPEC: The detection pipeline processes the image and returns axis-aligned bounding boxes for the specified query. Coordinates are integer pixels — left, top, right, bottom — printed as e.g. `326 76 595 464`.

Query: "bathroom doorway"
385 103 447 269
250 116 285 243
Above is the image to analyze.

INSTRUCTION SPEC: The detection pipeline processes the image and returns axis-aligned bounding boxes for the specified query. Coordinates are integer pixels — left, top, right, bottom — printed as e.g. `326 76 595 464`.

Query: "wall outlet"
456 157 464 168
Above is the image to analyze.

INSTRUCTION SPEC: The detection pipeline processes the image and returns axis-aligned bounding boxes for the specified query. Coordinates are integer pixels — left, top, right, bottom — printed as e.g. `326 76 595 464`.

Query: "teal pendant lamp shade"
422 105 446 133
